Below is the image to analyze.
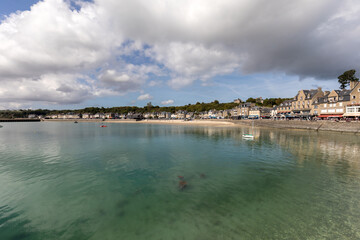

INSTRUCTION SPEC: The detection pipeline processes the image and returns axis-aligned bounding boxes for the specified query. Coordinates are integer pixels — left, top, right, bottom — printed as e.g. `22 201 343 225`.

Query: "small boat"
242 134 254 139
100 125 107 128
242 121 255 139
74 121 78 123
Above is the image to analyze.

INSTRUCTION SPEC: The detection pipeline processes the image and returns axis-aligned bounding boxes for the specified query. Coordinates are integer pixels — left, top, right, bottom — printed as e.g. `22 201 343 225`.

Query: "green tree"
246 97 256 103
338 69 359 90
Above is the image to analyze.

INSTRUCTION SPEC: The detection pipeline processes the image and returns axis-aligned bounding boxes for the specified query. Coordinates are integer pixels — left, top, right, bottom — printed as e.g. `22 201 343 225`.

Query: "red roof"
318 114 343 118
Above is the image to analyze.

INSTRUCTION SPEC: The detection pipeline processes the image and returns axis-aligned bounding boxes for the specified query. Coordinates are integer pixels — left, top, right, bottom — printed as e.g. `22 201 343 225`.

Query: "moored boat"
242 121 255 139
242 134 254 139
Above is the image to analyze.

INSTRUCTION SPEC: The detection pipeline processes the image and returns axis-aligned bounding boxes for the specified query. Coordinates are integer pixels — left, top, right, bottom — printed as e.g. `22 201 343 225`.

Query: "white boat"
242 134 254 139
242 121 255 139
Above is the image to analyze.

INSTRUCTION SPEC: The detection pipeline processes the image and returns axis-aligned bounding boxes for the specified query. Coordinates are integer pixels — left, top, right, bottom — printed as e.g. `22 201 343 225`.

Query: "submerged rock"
179 180 187 190
98 208 106 216
116 199 129 208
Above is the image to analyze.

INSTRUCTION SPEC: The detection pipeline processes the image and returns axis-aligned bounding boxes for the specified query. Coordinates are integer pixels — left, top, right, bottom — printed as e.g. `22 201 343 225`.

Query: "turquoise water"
0 122 360 240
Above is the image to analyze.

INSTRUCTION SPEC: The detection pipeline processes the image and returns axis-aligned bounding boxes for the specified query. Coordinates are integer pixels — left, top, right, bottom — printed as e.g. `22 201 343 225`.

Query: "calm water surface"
0 122 360 240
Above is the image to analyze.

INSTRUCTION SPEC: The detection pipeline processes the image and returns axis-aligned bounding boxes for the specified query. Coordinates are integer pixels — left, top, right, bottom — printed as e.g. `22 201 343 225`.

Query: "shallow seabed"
0 122 360 240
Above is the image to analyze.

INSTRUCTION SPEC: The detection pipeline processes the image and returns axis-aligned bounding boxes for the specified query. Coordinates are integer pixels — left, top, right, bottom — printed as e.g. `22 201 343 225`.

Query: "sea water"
0 122 360 240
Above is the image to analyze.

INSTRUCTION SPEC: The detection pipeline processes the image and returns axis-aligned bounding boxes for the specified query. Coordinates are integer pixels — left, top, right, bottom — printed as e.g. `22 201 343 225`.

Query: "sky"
0 0 359 110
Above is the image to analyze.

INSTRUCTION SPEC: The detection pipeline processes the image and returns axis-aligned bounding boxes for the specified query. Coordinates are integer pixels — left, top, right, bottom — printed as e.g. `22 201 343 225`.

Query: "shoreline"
40 118 360 134
42 119 235 127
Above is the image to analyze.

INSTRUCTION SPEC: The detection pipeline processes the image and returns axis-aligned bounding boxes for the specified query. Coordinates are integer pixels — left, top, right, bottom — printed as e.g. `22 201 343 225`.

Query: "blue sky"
0 0 39 15
0 0 358 110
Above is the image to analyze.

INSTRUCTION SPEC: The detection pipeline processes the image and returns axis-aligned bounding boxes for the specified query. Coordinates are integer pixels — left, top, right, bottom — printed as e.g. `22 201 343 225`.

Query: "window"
353 96 356 99
358 88 360 92
324 104 327 107
339 103 343 107
347 107 354 113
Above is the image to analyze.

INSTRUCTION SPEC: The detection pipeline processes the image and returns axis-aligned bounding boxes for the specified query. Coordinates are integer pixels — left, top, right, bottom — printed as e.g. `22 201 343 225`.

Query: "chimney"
350 81 357 90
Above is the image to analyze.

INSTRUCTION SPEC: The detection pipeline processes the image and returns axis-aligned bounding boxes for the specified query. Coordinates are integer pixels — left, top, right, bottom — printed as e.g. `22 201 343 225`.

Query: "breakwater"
0 118 40 122
231 119 360 134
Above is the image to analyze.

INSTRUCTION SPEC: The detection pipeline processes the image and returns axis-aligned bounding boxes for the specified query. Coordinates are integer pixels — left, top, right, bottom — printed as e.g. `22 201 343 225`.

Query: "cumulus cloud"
102 0 360 81
161 100 174 105
1 0 360 107
137 93 153 101
98 64 162 92
0 0 117 79
0 73 96 105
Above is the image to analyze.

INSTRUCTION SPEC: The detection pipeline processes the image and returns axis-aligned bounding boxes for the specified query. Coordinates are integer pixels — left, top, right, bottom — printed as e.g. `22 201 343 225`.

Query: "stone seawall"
231 120 360 134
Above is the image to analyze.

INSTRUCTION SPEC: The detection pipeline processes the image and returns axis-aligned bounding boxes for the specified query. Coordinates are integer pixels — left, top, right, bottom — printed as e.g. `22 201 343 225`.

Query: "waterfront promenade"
230 119 360 134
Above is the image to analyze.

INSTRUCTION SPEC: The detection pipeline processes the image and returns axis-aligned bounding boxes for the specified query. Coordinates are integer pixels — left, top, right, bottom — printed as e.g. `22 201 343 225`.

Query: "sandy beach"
118 119 235 126
43 118 235 126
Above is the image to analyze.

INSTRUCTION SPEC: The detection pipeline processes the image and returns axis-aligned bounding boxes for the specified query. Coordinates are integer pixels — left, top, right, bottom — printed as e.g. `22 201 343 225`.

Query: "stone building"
315 90 350 118
291 88 324 118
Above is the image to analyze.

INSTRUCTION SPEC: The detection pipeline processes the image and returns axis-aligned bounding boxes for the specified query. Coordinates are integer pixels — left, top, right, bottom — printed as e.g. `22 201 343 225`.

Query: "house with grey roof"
291 88 324 118
315 89 350 118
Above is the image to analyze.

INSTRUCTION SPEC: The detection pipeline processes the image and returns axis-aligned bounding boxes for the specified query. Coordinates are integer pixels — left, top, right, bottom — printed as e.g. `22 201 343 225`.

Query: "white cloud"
98 64 162 92
0 73 96 105
148 80 162 87
99 69 142 93
1 0 360 108
0 0 118 79
137 93 153 101
148 42 240 88
161 99 174 105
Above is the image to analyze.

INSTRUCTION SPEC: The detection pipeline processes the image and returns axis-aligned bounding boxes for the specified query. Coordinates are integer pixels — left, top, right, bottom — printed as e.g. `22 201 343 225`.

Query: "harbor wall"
231 119 360 134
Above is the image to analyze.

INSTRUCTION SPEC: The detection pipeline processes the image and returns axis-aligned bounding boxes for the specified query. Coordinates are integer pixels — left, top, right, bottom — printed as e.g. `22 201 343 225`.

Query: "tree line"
0 98 292 119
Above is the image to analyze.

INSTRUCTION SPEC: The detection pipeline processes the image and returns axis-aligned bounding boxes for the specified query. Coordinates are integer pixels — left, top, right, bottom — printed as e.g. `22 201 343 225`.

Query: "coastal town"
22 80 360 121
